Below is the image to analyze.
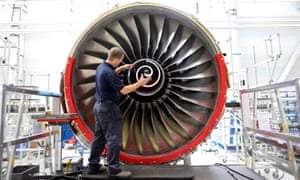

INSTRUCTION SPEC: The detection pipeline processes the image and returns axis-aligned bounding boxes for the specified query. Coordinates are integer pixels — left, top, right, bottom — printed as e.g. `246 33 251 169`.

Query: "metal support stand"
5 94 25 180
0 85 61 180
31 113 81 173
240 78 300 180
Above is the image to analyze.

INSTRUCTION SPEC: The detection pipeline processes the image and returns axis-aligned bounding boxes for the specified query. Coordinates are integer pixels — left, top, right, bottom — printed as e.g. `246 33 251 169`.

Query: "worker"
88 46 150 177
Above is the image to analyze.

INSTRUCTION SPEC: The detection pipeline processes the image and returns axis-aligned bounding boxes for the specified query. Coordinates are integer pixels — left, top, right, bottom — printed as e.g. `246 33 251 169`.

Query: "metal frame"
0 84 61 180
240 78 300 180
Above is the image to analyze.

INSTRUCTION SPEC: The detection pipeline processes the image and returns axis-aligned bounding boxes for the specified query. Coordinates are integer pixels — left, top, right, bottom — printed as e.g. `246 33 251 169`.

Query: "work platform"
53 165 262 180
83 165 193 180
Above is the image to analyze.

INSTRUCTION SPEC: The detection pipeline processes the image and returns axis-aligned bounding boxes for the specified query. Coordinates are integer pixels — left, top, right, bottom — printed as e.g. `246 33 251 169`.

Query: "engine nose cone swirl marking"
64 2 227 164
128 59 165 98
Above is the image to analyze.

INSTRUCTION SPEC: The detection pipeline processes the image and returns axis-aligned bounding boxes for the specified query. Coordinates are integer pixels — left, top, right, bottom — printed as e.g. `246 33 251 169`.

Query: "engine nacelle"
64 2 227 164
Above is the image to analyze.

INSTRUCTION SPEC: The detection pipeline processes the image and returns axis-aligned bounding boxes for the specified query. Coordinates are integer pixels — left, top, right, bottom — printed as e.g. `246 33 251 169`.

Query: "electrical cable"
277 171 285 180
215 163 255 180
47 171 82 180
227 170 238 180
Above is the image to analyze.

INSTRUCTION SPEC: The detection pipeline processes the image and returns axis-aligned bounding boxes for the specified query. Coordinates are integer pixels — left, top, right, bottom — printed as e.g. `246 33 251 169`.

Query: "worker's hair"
107 47 124 60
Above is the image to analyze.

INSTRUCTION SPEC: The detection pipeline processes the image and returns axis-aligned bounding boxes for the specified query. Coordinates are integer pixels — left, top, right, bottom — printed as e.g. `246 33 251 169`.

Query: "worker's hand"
138 74 151 86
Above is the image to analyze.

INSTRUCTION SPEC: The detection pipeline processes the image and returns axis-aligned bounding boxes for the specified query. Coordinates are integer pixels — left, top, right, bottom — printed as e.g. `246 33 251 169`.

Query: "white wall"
236 1 300 87
1 0 300 92
1 0 231 92
0 0 113 91
23 32 76 91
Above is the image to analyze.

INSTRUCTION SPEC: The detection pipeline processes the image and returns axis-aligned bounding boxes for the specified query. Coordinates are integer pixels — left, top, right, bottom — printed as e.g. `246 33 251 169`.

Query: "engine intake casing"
64 2 228 164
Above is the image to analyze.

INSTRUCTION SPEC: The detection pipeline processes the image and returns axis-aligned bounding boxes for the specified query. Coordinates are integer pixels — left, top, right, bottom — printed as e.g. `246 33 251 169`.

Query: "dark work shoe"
88 164 107 175
110 170 132 177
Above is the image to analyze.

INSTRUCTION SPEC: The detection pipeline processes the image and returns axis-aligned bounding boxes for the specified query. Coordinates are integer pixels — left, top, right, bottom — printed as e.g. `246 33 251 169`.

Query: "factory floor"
10 142 294 180
59 145 263 180
78 164 263 180
60 143 295 180
11 142 292 179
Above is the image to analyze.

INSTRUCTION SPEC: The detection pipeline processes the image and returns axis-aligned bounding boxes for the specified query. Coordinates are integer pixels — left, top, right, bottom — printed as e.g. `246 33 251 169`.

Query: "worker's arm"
115 64 132 74
120 75 150 95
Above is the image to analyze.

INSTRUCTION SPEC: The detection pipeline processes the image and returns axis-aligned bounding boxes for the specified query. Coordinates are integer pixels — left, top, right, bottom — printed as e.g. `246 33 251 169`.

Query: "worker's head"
107 46 124 67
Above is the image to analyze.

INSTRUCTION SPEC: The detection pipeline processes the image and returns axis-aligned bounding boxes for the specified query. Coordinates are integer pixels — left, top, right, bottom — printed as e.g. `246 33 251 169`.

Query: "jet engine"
64 2 228 164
